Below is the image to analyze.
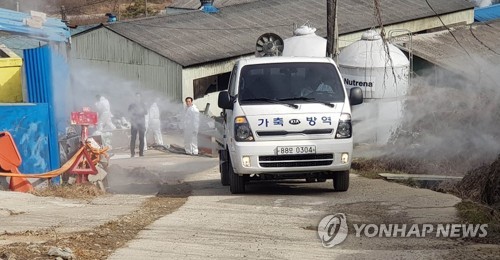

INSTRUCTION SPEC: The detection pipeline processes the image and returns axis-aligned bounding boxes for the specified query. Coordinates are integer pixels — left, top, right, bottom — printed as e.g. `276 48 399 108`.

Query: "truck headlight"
234 116 254 142
335 113 352 139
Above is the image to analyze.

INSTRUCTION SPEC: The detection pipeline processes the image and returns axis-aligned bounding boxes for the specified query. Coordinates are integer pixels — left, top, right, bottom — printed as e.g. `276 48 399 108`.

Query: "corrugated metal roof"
0 33 44 57
410 20 500 82
0 7 70 42
474 4 500 22
169 0 259 10
70 24 100 36
96 0 473 67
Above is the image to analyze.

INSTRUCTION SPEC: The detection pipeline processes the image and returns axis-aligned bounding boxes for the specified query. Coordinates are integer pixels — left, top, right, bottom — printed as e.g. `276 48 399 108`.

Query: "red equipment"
70 107 98 142
68 108 100 183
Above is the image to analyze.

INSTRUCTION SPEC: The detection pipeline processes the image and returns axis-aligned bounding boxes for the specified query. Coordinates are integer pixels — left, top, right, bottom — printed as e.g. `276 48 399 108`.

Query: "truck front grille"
259 154 334 168
257 129 333 136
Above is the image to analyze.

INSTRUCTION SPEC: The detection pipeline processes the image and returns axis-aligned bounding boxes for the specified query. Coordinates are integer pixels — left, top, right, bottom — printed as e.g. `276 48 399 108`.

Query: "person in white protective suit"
183 97 200 155
148 98 164 145
143 111 149 151
95 95 116 131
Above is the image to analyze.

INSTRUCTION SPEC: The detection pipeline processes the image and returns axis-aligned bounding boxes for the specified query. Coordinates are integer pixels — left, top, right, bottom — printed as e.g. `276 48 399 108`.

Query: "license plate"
276 145 316 155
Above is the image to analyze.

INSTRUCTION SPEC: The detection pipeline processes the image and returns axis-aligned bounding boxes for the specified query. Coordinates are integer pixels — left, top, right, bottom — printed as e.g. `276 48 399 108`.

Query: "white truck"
217 28 363 194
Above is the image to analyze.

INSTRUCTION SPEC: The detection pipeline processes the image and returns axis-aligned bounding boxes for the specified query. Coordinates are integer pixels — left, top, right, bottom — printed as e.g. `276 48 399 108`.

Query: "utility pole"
326 0 339 62
60 5 68 26
145 0 148 17
16 1 19 12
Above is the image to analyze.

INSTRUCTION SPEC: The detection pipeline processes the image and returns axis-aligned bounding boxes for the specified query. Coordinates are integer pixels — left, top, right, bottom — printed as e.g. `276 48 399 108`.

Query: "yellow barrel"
0 45 23 103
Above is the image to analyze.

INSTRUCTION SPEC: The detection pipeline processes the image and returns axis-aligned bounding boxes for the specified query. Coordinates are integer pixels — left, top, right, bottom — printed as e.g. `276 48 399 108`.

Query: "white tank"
339 29 409 98
338 30 410 145
282 25 327 58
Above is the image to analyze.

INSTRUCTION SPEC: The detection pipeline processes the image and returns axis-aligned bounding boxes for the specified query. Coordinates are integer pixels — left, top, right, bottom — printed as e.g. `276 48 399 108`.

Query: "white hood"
241 103 345 133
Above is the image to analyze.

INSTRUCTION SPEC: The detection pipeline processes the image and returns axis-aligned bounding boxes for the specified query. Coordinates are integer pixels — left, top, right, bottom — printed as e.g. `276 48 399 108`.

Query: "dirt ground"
457 154 500 208
0 184 190 260
352 156 500 245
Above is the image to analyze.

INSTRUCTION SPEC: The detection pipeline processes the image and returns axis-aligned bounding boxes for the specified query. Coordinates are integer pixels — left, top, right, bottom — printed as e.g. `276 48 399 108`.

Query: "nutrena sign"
343 75 375 91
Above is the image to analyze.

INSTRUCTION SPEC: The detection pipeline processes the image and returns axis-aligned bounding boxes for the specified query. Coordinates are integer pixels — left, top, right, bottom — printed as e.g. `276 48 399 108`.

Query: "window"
238 62 345 103
192 72 231 99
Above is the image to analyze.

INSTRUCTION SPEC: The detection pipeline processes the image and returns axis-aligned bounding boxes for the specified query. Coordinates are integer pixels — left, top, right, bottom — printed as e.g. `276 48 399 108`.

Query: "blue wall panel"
0 104 51 174
23 45 60 175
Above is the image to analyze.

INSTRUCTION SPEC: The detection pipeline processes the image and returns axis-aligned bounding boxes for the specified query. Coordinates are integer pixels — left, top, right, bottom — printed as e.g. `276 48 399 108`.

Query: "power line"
423 0 499 88
424 0 500 89
468 23 500 56
423 0 472 58
373 0 398 88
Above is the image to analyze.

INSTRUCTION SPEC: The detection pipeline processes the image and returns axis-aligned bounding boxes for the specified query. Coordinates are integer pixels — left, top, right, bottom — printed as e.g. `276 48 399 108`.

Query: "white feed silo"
282 25 327 57
338 30 410 144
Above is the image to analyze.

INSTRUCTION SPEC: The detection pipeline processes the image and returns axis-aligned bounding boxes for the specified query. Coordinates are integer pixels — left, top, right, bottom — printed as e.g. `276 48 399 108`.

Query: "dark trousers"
130 124 145 156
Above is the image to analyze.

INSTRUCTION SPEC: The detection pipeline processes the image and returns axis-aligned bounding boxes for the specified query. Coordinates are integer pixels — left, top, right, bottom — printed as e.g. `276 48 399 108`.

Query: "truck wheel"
229 156 245 194
219 150 229 186
333 171 349 191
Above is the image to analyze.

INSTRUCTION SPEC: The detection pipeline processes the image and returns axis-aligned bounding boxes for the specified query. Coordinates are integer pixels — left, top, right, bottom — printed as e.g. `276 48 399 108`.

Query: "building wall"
71 27 183 100
337 10 474 48
70 9 473 115
183 55 251 115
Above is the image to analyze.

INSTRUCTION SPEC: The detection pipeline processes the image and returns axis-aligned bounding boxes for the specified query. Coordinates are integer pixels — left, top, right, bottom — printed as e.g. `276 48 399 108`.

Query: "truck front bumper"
228 138 353 175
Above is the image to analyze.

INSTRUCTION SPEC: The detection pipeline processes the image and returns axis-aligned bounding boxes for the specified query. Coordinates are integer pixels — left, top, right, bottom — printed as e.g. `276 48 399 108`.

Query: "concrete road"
109 161 499 259
105 149 218 195
0 148 218 246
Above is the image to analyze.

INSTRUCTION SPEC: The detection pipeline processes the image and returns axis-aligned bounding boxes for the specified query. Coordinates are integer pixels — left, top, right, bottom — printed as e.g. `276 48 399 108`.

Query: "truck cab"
218 56 363 194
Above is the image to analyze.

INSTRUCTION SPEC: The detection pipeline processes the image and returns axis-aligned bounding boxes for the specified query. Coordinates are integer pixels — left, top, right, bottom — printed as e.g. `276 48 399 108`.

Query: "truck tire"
219 150 229 186
333 171 349 191
229 156 245 194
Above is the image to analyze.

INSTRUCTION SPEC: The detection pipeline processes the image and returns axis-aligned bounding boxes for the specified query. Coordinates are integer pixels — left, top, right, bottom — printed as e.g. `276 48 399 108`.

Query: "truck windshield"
238 62 345 104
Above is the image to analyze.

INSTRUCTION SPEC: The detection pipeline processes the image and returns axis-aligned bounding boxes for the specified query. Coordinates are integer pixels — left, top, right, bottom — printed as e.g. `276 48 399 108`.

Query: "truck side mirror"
218 91 233 110
349 87 363 106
